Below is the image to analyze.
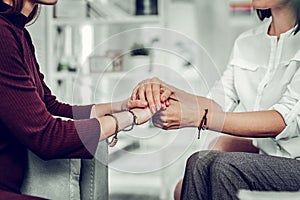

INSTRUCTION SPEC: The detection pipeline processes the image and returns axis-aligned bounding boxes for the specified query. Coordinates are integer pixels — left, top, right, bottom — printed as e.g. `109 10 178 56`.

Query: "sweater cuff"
72 105 94 120
74 118 100 158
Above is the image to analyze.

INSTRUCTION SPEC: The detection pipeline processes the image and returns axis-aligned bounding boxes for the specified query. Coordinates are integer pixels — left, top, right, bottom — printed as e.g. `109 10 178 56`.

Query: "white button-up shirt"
209 20 300 159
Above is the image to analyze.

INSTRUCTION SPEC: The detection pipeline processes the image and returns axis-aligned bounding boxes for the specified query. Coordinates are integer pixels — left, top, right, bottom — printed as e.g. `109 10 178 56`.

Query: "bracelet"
104 114 119 147
197 109 208 139
123 110 138 132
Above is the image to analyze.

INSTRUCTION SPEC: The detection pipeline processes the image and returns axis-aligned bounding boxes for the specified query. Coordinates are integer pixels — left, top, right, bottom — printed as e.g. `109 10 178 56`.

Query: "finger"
161 86 173 102
166 100 170 107
131 85 139 100
162 123 169 130
162 99 172 109
167 124 180 130
145 82 156 113
128 100 148 109
152 82 161 110
160 100 170 110
131 80 146 100
161 102 167 110
138 83 146 102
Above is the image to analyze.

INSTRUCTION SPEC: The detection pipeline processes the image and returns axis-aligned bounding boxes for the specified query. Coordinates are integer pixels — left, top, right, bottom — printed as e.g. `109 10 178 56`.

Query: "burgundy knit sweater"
0 2 101 199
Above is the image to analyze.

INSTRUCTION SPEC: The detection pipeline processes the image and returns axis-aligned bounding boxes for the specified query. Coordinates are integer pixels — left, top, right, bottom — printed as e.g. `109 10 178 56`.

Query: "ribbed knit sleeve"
0 20 100 160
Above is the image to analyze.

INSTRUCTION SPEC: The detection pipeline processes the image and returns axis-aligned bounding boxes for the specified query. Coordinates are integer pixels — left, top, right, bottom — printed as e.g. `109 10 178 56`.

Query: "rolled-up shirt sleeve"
265 60 300 158
271 60 300 133
271 62 300 127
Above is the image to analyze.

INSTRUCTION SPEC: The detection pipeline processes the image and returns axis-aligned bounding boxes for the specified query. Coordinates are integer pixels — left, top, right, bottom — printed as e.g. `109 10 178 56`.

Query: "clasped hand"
127 77 202 129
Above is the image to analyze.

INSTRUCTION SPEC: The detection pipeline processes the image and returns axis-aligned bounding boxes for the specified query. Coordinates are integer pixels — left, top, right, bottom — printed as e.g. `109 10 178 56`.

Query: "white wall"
27 6 47 74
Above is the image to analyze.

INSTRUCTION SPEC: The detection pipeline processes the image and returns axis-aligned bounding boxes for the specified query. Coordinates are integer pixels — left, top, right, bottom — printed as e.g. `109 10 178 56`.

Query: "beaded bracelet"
198 109 208 139
105 114 119 147
123 110 138 132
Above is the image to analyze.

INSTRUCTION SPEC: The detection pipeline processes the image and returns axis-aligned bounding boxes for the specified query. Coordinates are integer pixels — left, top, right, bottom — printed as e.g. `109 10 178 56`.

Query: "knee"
210 153 248 186
184 151 222 179
174 179 183 200
185 152 201 170
185 151 214 170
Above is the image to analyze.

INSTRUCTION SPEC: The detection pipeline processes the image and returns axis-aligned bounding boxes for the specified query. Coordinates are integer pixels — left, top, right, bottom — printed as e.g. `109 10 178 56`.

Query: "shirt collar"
0 1 29 29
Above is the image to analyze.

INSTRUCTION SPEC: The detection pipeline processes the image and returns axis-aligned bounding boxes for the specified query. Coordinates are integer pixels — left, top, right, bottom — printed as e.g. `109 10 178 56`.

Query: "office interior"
27 0 260 199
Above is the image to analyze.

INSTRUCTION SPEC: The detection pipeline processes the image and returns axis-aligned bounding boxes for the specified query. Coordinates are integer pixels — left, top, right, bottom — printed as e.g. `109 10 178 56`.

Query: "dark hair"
1 0 39 25
256 0 300 34
256 9 272 21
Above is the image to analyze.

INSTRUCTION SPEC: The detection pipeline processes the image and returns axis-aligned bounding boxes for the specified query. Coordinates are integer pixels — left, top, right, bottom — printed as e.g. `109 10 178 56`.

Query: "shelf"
52 1 162 26
53 71 78 79
45 0 165 101
50 16 162 26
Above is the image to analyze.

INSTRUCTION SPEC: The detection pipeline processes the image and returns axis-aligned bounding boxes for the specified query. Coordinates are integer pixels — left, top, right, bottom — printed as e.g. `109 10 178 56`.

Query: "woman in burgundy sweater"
0 0 155 199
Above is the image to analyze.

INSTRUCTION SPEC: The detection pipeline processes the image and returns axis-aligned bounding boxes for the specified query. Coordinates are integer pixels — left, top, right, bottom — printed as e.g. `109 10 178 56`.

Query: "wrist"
122 110 138 131
109 100 127 114
120 99 128 112
128 110 138 125
113 111 133 131
207 110 226 133
130 109 140 125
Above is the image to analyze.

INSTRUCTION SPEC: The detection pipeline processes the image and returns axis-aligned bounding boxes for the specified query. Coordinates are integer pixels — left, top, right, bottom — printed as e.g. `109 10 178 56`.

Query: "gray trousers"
180 151 300 200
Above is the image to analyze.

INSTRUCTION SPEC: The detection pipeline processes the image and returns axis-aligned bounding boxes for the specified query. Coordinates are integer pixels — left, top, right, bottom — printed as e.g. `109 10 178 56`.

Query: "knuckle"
151 77 159 84
162 123 169 130
141 81 146 86
146 78 152 83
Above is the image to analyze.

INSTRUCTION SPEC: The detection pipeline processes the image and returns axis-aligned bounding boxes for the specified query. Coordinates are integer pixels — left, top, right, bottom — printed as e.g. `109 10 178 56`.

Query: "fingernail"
162 96 166 102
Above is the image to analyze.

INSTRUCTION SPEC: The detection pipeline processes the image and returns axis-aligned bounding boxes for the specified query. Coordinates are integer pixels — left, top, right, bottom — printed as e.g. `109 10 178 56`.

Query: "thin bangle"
198 109 208 139
104 114 119 147
123 110 138 131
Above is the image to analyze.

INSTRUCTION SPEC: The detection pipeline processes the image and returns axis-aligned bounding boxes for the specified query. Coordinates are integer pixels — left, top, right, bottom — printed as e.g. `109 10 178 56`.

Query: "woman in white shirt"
131 0 300 199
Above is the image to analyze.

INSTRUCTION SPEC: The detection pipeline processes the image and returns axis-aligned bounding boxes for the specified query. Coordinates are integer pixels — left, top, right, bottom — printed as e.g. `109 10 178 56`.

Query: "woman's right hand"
152 94 201 129
130 77 174 113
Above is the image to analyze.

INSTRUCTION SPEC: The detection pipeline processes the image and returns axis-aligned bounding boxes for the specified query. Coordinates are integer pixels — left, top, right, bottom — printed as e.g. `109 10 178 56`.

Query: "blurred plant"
130 43 150 56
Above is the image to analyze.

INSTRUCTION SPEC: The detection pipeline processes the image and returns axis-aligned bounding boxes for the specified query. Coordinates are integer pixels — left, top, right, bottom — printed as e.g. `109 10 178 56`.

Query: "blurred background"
28 0 261 199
